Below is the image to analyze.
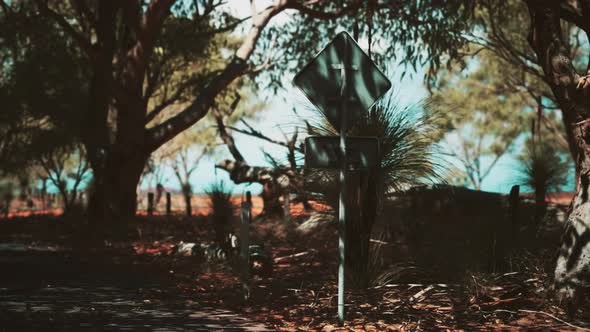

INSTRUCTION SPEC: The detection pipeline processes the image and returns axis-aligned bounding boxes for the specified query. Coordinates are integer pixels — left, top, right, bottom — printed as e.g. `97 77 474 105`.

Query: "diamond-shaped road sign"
293 31 392 131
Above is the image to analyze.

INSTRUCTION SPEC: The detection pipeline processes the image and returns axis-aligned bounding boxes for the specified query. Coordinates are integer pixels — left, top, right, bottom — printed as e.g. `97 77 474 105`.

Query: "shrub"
205 180 234 248
518 143 568 228
306 92 444 289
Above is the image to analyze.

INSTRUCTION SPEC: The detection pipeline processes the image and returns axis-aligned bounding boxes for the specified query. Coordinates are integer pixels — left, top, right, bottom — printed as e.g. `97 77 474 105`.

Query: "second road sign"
305 136 380 169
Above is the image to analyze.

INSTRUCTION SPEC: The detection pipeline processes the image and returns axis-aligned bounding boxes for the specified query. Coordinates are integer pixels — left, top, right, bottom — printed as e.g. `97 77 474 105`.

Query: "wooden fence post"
284 193 290 222
508 185 520 241
147 192 154 216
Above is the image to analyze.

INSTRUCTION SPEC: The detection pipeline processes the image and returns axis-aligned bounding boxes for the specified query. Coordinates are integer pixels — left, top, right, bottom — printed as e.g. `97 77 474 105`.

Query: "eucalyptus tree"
0 0 278 221
428 50 569 190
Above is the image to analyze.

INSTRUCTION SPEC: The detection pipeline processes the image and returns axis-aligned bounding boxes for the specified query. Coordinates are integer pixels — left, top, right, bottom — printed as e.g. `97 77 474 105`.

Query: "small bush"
205 180 234 248
518 143 568 227
348 234 421 289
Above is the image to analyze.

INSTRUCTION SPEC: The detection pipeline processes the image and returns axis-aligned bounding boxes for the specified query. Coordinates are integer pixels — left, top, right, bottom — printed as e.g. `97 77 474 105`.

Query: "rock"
296 213 336 236
249 244 273 278
321 324 336 332
364 324 377 331
295 213 337 249
176 242 196 256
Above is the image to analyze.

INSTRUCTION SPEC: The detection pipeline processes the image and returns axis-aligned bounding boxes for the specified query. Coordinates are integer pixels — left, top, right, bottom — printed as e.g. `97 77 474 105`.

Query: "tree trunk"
57 184 71 214
87 148 147 223
534 189 547 228
554 122 590 313
217 160 297 216
345 173 367 288
183 187 192 217
345 171 379 289
261 182 283 216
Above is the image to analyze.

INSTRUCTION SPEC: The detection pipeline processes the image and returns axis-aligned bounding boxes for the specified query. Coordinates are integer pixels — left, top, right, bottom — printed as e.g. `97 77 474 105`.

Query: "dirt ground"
0 214 589 331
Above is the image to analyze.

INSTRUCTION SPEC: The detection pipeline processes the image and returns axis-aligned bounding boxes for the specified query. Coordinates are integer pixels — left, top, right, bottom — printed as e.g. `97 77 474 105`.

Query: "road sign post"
294 31 391 326
332 40 361 326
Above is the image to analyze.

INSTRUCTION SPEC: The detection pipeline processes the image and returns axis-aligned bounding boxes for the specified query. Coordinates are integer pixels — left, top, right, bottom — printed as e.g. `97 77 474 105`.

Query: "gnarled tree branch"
146 0 289 151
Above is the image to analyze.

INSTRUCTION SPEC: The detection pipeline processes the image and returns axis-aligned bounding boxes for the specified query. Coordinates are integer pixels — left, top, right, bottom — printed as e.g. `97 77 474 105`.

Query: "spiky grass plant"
359 234 422 288
308 93 444 193
306 92 444 288
518 143 568 228
206 180 234 248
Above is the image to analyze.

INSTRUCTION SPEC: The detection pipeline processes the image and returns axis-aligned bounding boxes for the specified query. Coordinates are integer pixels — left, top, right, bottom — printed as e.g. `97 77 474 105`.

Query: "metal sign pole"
338 106 347 326
333 43 353 327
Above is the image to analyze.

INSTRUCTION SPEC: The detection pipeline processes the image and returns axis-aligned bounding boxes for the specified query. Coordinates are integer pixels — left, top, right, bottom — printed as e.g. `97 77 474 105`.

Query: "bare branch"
236 0 287 60
227 120 303 152
145 70 223 125
541 113 571 151
212 96 245 163
0 1 12 15
216 159 298 190
140 0 175 48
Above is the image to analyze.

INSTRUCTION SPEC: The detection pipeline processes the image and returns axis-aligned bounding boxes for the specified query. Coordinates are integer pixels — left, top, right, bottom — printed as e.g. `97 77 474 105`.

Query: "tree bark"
554 121 590 313
261 182 283 215
183 187 192 217
216 160 299 216
534 188 547 228
87 147 148 222
345 170 379 289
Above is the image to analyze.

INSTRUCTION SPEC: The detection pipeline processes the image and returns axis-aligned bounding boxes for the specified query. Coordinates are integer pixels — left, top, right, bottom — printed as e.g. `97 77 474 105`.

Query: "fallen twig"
494 272 519 280
518 309 590 331
274 250 316 263
409 285 434 303
369 239 390 245
487 309 590 331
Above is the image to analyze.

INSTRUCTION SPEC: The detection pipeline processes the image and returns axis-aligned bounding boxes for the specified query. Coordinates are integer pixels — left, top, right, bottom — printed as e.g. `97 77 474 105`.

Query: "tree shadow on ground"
0 250 271 331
